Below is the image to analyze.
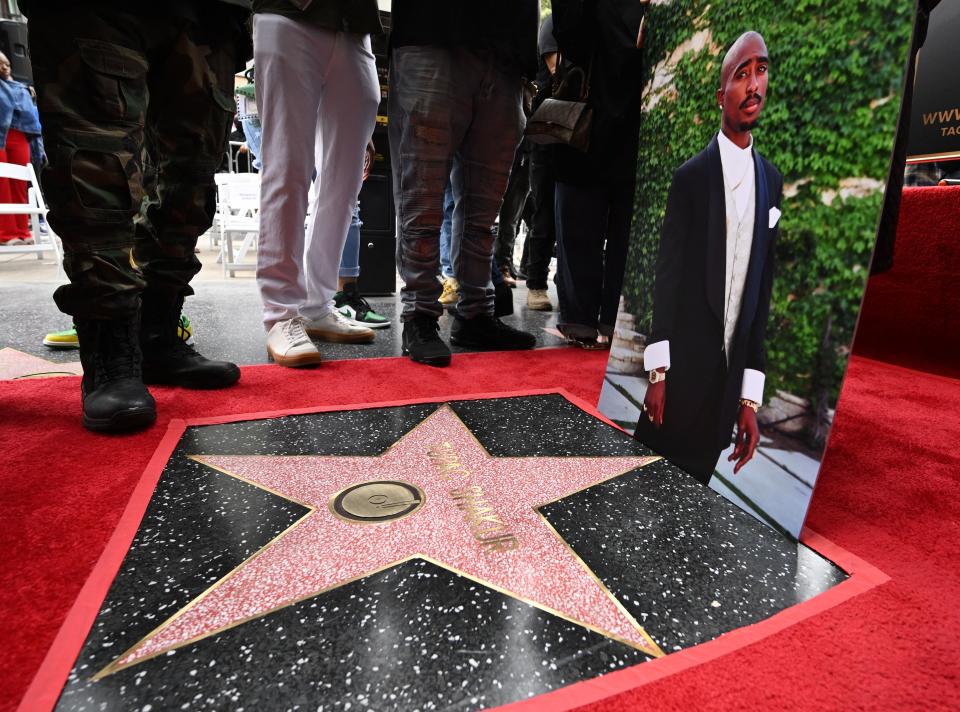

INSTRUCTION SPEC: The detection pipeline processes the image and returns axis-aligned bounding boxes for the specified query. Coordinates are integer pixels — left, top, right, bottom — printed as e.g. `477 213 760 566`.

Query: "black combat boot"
140 295 241 389
75 317 157 433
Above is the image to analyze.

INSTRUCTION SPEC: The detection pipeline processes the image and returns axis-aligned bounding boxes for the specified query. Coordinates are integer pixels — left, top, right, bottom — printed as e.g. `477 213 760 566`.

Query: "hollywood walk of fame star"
96 405 665 679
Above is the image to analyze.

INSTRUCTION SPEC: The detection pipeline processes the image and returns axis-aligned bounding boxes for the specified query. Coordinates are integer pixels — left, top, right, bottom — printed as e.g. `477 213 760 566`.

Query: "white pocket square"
769 206 781 228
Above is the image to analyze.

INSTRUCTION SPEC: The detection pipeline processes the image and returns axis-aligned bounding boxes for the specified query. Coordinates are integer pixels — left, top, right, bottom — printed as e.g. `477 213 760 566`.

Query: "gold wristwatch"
648 369 666 384
739 398 760 413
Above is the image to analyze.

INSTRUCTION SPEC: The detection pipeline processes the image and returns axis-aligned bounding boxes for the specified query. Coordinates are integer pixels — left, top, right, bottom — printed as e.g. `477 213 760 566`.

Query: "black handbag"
524 63 593 152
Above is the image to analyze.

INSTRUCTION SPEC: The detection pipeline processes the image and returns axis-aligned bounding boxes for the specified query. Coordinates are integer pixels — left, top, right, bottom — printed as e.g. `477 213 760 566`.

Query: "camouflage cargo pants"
29 7 240 319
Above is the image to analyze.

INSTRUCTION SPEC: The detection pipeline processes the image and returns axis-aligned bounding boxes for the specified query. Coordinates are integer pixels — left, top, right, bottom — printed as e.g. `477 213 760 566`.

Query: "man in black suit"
634 31 783 484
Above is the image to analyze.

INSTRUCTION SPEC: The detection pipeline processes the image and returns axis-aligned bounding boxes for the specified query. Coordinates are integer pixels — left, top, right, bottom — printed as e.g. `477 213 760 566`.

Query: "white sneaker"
267 317 322 368
304 310 375 344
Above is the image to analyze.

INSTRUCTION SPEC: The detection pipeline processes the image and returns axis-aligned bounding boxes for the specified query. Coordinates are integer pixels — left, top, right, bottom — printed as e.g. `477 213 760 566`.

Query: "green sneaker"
334 284 391 329
43 315 193 350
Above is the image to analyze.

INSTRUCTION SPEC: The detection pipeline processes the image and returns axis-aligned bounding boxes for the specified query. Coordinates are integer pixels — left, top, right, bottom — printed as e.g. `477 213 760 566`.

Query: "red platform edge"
15 388 890 712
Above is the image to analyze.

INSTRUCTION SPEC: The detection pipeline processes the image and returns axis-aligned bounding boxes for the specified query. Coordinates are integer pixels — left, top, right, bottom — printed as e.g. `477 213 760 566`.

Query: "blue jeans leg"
339 202 361 279
241 116 262 171
439 182 455 279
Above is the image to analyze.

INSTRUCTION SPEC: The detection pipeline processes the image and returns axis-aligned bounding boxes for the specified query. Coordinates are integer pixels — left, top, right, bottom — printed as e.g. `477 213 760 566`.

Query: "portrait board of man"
598 0 916 537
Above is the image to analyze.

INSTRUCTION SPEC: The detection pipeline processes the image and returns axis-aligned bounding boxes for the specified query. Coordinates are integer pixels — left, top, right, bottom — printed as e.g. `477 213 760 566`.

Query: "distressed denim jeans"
389 46 524 320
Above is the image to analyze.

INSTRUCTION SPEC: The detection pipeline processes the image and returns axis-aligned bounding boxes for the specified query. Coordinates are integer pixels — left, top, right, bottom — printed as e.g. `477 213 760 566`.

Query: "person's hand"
636 15 647 49
728 405 760 474
363 139 375 181
643 375 666 428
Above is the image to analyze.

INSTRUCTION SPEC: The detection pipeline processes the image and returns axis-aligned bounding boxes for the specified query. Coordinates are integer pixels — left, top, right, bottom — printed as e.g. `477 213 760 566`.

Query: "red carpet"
855 186 960 379
3 186 959 710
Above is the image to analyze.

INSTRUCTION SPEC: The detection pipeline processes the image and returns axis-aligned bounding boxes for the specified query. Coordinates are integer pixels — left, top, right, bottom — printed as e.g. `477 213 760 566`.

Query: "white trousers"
254 14 380 329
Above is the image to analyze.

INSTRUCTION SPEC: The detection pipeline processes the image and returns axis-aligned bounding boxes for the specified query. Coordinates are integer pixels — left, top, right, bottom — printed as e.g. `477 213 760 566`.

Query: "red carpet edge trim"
15 389 890 712
16 418 189 712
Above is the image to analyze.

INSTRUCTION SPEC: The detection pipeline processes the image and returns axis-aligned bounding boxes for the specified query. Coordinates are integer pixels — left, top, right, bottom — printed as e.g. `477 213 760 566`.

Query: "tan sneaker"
439 277 459 306
304 310 375 343
526 288 553 311
267 317 322 367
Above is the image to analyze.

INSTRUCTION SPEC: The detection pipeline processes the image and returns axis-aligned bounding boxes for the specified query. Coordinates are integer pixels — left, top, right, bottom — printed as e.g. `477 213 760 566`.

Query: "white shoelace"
282 317 312 347
331 310 356 328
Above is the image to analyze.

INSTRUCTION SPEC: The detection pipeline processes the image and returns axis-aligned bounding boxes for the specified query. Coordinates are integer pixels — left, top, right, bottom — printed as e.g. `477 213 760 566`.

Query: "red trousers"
0 128 32 242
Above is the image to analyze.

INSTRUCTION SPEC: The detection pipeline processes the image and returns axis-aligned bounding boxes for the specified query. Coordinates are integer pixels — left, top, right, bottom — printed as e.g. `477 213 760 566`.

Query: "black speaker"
0 20 31 85
357 172 392 233
356 229 397 296
357 147 396 295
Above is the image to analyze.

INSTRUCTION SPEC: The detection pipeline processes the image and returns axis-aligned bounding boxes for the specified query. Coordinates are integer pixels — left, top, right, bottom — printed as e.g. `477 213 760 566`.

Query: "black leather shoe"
141 297 240 389
449 314 536 350
402 314 451 367
76 318 156 433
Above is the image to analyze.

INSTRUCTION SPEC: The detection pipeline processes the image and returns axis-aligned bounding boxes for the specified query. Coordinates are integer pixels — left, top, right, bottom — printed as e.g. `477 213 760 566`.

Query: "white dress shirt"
644 131 766 404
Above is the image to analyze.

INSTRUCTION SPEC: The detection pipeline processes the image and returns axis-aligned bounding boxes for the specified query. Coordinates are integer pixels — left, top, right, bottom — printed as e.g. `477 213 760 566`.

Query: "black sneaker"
449 314 536 350
141 296 240 389
402 314 451 367
75 317 157 433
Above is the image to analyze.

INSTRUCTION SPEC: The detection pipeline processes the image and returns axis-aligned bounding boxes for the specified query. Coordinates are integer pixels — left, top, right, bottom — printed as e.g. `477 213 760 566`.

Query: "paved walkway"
0 227 566 371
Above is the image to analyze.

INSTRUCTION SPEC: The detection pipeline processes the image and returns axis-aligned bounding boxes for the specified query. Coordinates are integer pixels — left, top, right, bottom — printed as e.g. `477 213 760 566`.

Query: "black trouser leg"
599 181 636 335
554 181 607 336
526 145 556 290
494 146 530 271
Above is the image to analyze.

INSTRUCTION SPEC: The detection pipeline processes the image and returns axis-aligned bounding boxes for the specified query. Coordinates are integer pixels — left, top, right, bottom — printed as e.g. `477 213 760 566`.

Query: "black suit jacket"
644 135 783 459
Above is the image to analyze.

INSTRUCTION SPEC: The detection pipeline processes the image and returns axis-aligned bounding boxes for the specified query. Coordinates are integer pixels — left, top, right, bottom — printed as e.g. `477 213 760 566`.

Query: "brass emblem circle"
329 480 425 524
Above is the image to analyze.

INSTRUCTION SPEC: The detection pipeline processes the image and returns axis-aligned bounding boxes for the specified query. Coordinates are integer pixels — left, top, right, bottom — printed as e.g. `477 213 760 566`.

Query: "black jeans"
524 144 556 289
554 180 634 338
494 143 531 272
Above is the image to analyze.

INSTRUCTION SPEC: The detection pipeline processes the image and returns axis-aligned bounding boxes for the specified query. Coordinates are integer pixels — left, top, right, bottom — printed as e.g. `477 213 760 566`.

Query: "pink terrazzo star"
100 405 664 677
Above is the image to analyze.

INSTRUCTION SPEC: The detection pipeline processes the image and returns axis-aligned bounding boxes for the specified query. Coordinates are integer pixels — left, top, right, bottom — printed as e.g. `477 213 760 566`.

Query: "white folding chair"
214 172 260 277
227 141 256 174
0 161 63 271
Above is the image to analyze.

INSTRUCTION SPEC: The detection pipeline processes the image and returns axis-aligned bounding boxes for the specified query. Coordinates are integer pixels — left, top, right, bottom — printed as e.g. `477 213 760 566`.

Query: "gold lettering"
923 108 960 126
429 443 471 483
480 535 520 553
432 446 520 553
